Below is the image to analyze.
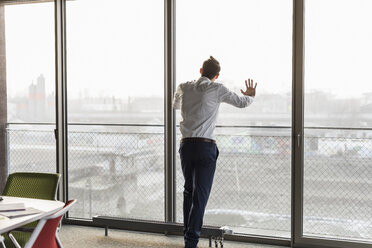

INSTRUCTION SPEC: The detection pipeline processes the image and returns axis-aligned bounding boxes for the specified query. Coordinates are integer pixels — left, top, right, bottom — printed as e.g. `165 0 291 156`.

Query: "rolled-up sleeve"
173 85 182 109
218 85 254 108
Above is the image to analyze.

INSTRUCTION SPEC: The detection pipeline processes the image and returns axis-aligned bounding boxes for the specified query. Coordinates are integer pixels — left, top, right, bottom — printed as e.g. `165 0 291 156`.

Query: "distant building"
28 74 46 121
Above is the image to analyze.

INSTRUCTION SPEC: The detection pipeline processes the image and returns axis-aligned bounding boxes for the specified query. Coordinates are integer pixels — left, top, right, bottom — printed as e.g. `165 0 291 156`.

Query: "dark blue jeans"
179 141 219 248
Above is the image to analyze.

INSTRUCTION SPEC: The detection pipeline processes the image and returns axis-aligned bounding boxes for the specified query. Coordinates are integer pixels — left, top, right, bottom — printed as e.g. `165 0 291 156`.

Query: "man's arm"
218 78 257 108
173 85 182 109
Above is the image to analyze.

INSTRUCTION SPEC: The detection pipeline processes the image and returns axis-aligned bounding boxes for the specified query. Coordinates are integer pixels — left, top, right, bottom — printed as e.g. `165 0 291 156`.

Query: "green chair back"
2 172 61 247
2 172 60 200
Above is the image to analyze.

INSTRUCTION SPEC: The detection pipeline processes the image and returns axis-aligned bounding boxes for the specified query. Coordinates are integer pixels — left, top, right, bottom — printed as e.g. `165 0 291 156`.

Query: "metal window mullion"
55 0 67 203
0 3 8 193
292 0 304 246
164 0 176 223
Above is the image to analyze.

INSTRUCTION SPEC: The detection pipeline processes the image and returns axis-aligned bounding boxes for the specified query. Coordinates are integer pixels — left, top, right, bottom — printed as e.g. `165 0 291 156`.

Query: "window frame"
1 0 372 247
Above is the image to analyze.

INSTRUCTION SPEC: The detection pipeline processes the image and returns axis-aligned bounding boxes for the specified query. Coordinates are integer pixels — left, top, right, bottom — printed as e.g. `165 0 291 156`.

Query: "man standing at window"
173 56 257 248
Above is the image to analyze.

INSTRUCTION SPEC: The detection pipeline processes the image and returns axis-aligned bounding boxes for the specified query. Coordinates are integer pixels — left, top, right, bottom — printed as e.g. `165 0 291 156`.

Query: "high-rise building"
28 74 46 120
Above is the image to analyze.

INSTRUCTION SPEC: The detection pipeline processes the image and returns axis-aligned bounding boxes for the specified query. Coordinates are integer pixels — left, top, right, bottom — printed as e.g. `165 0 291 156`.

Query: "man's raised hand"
240 78 257 97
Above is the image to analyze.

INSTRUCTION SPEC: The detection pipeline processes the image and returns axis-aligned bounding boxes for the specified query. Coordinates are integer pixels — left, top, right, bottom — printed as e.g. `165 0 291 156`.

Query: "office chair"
2 172 61 247
9 200 76 248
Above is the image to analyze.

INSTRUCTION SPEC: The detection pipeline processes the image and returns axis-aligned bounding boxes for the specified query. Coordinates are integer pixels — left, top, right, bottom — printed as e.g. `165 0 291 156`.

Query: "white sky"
5 2 54 97
304 0 372 98
4 0 372 99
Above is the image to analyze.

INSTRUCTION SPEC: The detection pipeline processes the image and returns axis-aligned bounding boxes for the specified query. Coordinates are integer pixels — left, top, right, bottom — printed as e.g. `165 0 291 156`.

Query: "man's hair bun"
202 56 221 79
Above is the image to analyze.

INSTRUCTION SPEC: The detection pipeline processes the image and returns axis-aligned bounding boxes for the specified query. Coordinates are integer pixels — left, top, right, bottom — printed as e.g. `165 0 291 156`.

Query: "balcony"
6 123 372 243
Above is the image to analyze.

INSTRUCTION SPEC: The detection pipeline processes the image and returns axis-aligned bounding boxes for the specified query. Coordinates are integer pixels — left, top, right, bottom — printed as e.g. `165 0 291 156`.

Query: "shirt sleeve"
218 84 254 108
173 85 182 109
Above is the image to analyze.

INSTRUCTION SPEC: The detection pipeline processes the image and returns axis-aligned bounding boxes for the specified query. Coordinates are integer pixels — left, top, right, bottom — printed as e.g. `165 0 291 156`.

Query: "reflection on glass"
66 0 164 221
176 0 292 237
304 0 372 241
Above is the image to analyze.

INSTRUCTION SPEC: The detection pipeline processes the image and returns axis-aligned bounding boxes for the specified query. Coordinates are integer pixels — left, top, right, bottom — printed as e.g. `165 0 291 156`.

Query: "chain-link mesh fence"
7 125 372 241
67 128 164 221
176 131 292 238
303 134 372 241
7 128 56 174
176 129 372 240
6 124 165 222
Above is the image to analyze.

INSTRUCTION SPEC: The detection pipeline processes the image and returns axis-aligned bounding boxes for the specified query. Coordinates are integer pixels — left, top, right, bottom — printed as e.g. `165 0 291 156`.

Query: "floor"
59 225 285 248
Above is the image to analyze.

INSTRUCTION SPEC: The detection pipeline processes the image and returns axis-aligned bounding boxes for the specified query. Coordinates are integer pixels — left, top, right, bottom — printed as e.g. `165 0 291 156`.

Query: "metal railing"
5 123 372 241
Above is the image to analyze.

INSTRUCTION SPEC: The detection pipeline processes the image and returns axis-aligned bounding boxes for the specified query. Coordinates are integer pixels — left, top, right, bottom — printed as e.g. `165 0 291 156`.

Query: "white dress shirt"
173 76 254 140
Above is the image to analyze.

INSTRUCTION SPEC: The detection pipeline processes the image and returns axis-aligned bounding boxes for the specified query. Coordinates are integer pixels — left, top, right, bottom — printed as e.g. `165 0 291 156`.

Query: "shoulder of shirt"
213 82 224 87
213 82 228 90
179 80 196 89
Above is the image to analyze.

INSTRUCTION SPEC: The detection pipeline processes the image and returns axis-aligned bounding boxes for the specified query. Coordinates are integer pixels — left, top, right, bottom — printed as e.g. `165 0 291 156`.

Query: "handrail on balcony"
5 122 372 131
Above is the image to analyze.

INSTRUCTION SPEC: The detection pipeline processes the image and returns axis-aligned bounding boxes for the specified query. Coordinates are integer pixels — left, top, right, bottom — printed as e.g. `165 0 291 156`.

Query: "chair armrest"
7 227 35 248
7 233 22 248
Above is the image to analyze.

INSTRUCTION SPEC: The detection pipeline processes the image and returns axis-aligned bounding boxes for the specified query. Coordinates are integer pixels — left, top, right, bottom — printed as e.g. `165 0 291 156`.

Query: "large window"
176 0 292 237
303 0 372 242
4 2 56 173
66 0 164 220
1 0 372 247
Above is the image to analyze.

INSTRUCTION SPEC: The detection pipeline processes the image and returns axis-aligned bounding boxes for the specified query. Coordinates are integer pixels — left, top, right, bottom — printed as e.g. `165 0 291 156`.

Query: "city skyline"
7 75 372 130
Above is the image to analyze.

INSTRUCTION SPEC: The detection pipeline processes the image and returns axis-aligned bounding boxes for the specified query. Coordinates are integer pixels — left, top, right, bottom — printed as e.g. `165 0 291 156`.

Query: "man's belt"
181 137 216 144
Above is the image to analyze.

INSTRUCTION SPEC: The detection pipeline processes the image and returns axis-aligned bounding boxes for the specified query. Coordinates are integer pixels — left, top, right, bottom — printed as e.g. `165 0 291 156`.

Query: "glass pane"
176 0 292 237
66 0 164 221
4 2 56 173
304 0 372 242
